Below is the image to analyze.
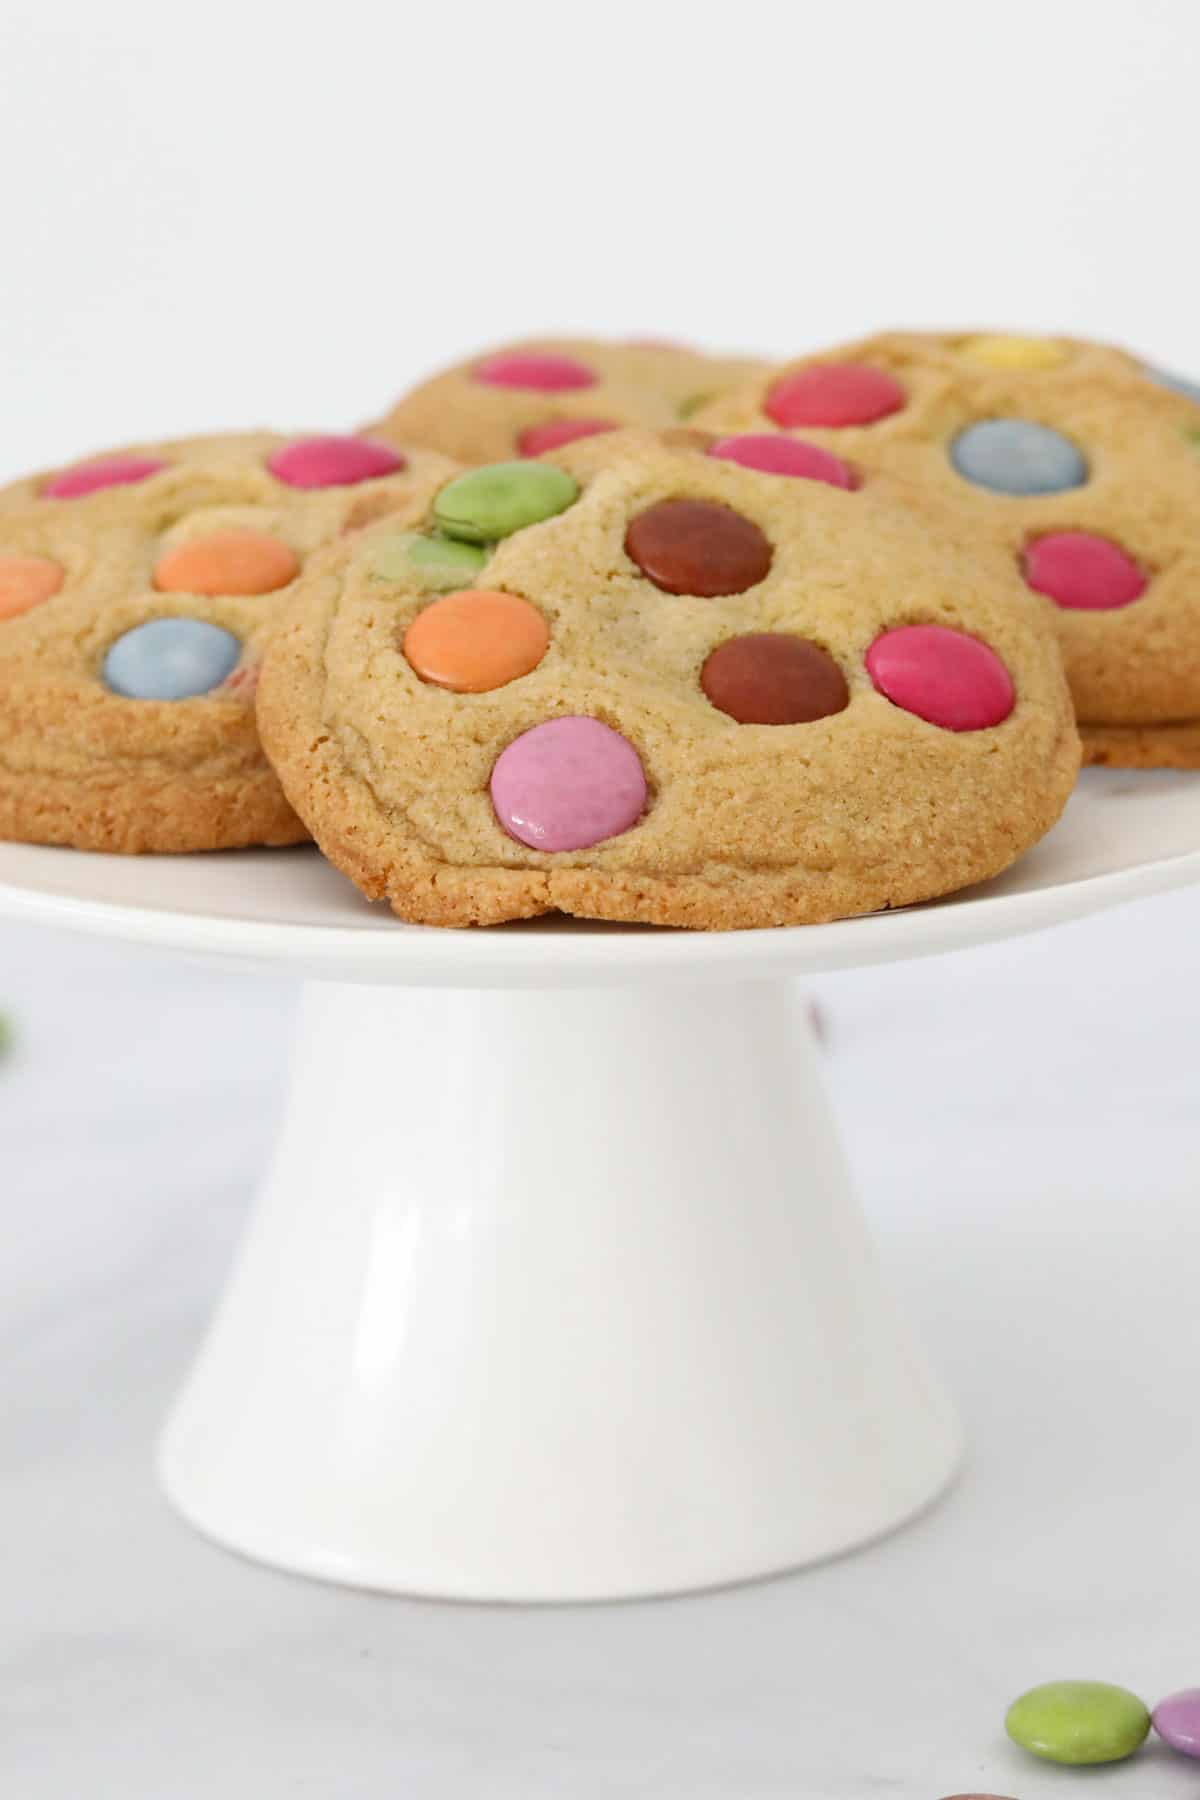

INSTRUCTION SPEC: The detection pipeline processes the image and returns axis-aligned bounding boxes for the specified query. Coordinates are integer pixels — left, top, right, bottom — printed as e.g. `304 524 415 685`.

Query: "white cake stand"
2 768 1197 1603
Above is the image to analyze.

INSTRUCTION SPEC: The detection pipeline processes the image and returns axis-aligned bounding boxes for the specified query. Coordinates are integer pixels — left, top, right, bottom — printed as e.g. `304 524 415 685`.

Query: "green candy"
1005 1681 1150 1765
434 462 579 544
369 531 489 589
0 1013 12 1057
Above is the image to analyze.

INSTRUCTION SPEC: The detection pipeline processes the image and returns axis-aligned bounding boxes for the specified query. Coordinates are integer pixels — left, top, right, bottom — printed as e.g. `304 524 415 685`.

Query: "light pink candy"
490 716 647 852
1153 1689 1200 1758
866 624 1015 731
44 454 167 499
708 433 857 489
474 351 597 393
267 435 405 489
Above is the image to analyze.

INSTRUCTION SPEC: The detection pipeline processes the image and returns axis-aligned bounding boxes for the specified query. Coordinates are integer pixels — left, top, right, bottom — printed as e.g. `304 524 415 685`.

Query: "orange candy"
153 530 300 596
0 554 64 620
403 589 549 693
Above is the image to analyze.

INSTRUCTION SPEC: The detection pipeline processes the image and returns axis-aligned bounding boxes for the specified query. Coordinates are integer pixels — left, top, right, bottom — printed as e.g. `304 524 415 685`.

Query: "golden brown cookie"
696 330 1200 763
1082 720 1200 769
257 433 1080 929
363 337 769 465
0 432 457 852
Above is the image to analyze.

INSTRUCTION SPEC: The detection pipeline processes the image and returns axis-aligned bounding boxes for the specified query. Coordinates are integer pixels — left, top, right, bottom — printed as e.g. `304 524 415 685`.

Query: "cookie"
362 337 769 465
256 432 1080 929
1080 719 1200 769
0 432 457 851
695 331 1200 765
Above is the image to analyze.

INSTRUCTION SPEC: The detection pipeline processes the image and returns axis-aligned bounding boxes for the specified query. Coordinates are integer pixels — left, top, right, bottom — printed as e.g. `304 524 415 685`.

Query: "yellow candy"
959 334 1070 371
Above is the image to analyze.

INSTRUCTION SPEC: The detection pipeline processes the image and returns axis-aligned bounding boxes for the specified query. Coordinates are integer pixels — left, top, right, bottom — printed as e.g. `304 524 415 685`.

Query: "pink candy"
43 454 167 499
517 418 617 457
474 351 597 393
1153 1689 1200 1758
707 433 857 489
765 363 905 429
267 436 405 489
866 624 1015 731
490 716 647 852
1023 532 1147 611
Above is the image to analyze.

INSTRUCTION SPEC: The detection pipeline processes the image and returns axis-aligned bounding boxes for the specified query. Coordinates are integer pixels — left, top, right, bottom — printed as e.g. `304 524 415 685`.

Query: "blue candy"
949 419 1088 496
103 618 241 700
1143 363 1200 408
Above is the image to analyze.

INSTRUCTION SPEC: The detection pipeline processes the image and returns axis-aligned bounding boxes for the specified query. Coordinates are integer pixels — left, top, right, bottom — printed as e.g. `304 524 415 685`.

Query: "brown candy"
624 498 772 596
701 633 849 725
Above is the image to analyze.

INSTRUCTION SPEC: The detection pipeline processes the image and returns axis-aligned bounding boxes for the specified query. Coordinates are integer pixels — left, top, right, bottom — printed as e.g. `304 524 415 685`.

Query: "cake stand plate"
2 768 1197 1602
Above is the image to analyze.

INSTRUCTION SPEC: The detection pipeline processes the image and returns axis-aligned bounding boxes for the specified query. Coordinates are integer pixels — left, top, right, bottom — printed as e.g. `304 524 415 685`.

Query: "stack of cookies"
2 328 1195 929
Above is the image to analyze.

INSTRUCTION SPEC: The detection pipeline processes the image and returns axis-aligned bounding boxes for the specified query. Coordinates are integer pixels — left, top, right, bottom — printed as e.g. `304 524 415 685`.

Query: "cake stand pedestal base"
159 977 962 1601
9 773 1191 1598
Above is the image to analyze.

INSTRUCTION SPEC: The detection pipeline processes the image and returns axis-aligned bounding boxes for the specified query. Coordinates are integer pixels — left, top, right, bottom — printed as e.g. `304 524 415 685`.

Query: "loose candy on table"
765 362 906 429
370 532 490 588
434 463 579 543
0 554 64 619
707 434 857 489
1005 1680 1151 1765
490 716 647 852
866 624 1015 731
403 589 549 693
1023 532 1146 611
154 531 300 597
43 454 167 499
267 436 405 489
701 633 850 725
1152 1687 1200 1757
624 498 772 596
103 618 242 701
950 419 1088 496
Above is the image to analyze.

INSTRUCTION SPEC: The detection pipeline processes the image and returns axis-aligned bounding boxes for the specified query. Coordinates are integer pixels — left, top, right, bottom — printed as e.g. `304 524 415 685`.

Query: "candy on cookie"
695 331 1200 766
256 432 1080 929
0 432 458 852
362 337 769 466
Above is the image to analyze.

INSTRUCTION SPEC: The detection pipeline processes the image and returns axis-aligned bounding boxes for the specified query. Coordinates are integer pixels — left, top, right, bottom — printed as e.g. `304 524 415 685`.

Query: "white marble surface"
4 891 1200 1796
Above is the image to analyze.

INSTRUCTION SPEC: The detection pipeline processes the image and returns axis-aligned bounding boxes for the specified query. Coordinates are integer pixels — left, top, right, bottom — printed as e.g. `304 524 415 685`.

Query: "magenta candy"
708 433 856 489
517 418 617 456
1023 532 1146 611
866 623 1015 731
765 362 905 429
490 716 647 851
44 454 167 499
1153 1690 1200 1757
267 435 405 489
474 350 597 393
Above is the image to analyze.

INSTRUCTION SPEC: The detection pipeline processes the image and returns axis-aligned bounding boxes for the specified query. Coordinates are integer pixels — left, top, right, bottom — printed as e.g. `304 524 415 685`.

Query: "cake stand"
2 768 1197 1603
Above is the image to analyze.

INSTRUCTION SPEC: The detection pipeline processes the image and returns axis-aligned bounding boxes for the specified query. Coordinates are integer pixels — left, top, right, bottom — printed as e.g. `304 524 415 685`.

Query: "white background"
3 2 1200 1794
2 0 1199 479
